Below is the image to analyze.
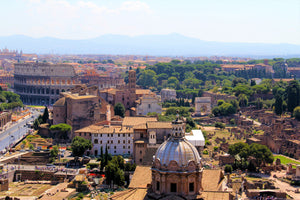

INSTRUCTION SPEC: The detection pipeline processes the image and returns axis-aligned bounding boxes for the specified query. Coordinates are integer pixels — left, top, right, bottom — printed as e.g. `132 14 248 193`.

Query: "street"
0 108 42 152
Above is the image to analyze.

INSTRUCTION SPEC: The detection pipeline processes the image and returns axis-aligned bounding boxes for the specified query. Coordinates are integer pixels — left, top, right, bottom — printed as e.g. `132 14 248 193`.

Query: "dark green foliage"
49 123 72 140
50 123 72 132
287 80 300 113
238 94 248 107
105 156 125 187
229 142 274 169
212 102 237 116
224 164 233 173
0 91 23 110
42 107 49 123
274 95 283 115
165 107 194 117
214 122 225 129
294 106 300 121
100 146 104 170
137 69 158 88
71 136 92 157
50 145 59 163
114 102 125 118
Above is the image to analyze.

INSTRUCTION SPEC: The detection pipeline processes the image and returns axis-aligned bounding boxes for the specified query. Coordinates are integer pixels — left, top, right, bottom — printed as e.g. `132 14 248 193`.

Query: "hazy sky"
1 0 300 44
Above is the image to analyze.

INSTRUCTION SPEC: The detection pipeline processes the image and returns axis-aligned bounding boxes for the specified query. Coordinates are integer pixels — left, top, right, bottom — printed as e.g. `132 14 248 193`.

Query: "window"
79 133 81 136
128 140 130 144
94 150 98 155
123 140 125 144
189 182 194 192
156 181 160 191
84 133 86 136
100 134 102 137
128 151 130 154
140 133 143 138
108 141 110 144
148 104 151 109
94 139 98 144
108 146 110 149
100 141 102 144
123 146 125 149
118 134 120 137
140 150 142 154
114 150 116 153
139 158 142 163
128 146 130 149
114 146 116 149
123 134 125 137
95 134 98 137
118 140 120 144
111 140 113 144
171 183 177 193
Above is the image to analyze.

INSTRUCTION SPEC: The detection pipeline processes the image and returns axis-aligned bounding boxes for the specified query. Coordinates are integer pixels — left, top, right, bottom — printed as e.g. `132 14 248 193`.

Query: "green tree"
114 103 125 118
287 80 300 113
50 145 59 161
137 69 158 88
228 142 250 160
33 118 40 130
224 164 233 173
42 107 49 123
249 143 274 166
214 122 225 129
274 95 283 115
105 162 125 187
49 123 72 140
238 94 248 107
293 106 300 121
71 136 92 157
100 146 105 170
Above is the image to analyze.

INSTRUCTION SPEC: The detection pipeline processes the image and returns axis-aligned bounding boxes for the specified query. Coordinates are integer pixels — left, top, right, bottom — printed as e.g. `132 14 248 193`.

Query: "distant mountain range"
0 33 299 57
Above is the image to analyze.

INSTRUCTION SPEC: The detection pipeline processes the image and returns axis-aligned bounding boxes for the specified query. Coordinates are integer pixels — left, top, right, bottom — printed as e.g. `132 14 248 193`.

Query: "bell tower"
128 70 136 107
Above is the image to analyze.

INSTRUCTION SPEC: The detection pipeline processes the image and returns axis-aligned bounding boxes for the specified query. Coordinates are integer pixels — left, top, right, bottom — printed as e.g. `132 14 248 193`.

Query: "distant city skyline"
1 0 300 45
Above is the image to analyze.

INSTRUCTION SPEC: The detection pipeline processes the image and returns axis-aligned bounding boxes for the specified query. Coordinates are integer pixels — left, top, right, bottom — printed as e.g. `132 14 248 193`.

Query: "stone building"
14 62 79 105
161 88 176 102
0 73 14 88
0 111 12 129
136 93 162 116
53 85 113 140
151 116 203 197
100 70 136 110
79 69 125 89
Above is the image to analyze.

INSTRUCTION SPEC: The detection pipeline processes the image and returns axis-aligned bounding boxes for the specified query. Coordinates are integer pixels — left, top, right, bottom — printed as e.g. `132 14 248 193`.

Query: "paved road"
0 109 42 152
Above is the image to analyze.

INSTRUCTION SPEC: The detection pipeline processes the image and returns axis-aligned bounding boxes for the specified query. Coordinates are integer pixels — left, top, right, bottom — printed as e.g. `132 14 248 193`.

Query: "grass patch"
274 155 300 166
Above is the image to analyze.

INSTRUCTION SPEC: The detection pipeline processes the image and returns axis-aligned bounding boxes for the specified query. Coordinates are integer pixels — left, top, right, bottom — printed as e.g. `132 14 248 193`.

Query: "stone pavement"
270 171 300 199
40 182 76 200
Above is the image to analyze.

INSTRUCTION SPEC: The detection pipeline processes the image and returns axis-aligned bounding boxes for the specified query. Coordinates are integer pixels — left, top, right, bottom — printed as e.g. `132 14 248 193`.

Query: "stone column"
161 174 166 194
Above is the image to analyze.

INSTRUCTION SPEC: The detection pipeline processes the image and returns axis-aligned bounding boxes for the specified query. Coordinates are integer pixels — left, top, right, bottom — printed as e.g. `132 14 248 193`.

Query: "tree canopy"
71 136 92 157
114 102 125 118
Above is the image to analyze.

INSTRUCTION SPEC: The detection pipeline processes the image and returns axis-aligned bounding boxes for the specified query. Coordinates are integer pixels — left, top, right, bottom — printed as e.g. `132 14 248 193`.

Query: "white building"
161 89 176 102
185 129 205 149
136 94 162 116
91 125 134 156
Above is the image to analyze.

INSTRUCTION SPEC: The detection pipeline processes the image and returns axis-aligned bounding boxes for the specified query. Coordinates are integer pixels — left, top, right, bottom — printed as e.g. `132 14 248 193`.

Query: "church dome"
154 137 201 167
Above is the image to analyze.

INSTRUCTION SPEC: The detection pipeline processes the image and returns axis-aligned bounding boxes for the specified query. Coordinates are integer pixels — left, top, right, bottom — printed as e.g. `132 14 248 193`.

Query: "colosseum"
14 62 79 105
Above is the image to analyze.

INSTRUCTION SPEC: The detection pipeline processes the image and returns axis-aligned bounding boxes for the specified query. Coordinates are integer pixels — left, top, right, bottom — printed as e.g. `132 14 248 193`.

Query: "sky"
0 0 300 44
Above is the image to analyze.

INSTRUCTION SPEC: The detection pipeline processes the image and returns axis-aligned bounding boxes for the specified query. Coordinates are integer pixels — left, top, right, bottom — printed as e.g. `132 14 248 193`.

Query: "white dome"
154 137 201 167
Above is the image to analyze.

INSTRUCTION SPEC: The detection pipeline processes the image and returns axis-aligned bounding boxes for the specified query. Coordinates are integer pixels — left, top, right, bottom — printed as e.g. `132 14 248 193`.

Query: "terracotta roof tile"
146 121 172 129
129 166 152 189
122 117 157 127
